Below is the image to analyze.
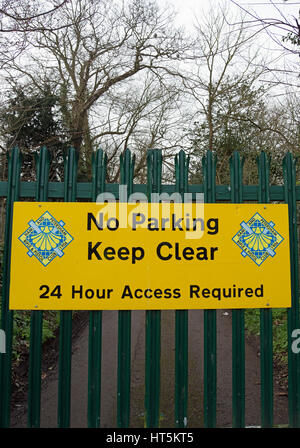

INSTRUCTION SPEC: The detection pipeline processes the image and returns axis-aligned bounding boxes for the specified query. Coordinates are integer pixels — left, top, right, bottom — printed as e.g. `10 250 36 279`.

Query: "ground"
10 310 289 428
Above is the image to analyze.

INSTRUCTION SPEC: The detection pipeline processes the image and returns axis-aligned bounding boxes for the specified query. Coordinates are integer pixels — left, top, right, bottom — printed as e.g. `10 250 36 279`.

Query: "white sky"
164 0 299 96
166 0 300 26
164 0 300 57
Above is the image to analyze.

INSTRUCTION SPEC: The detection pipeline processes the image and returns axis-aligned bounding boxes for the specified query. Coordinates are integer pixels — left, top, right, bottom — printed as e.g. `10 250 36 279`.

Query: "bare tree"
0 0 70 26
183 4 266 155
230 0 300 55
0 0 71 65
88 71 191 182
3 0 190 175
229 0 300 89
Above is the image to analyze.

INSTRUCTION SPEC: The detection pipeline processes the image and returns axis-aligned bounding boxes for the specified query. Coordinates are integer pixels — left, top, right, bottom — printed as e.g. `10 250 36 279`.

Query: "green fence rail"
0 146 299 428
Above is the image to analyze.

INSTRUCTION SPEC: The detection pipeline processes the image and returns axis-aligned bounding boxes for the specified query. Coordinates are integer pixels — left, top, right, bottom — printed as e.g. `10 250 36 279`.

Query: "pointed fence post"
87 149 107 428
145 149 162 428
283 152 300 428
57 147 78 428
258 152 273 428
0 146 21 428
117 149 135 428
174 150 189 428
28 146 50 428
230 151 245 428
202 150 217 428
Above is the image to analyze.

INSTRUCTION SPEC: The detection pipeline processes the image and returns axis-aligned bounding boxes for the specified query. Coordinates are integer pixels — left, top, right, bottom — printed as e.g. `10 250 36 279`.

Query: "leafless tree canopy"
9 0 189 158
230 0 300 56
0 0 70 28
0 0 298 183
0 0 71 65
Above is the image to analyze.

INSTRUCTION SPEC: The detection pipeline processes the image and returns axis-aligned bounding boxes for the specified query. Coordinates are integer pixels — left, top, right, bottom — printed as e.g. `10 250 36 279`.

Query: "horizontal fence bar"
0 181 295 202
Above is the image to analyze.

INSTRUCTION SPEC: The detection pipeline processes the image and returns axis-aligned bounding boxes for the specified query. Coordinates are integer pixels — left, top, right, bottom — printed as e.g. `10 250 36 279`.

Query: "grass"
12 310 60 364
0 242 60 364
245 308 288 366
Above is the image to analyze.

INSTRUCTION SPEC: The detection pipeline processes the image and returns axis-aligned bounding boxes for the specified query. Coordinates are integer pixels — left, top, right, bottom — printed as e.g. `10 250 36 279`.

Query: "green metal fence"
0 146 299 428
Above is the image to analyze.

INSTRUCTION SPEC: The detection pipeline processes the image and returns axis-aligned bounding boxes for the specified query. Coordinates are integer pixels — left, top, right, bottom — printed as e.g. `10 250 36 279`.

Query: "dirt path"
11 310 288 428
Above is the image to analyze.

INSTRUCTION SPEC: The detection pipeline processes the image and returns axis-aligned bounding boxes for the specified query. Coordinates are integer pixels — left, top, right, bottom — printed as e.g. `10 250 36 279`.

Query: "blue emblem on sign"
19 211 73 267
232 212 284 266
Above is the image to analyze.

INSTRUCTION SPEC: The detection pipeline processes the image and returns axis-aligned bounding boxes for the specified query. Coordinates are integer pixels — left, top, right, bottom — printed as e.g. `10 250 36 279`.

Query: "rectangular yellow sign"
9 202 291 310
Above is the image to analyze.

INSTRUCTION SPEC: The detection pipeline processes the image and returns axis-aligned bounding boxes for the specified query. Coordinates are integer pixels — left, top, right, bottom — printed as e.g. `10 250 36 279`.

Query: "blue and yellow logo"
18 211 73 267
232 212 284 266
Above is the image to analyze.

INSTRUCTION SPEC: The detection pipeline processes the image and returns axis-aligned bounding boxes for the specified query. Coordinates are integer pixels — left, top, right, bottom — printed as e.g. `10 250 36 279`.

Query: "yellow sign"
9 202 291 310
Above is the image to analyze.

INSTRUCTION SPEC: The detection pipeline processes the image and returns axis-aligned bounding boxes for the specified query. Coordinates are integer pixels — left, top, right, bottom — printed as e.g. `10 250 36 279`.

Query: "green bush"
1 241 60 362
12 311 60 362
0 241 3 314
245 308 288 365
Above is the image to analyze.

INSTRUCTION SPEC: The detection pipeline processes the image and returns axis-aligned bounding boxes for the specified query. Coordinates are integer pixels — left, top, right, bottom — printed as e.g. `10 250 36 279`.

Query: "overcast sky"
163 0 300 55
164 0 299 94
166 0 300 26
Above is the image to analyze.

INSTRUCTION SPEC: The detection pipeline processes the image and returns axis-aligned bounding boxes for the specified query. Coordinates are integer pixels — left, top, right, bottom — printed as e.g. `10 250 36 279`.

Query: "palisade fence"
0 145 300 428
